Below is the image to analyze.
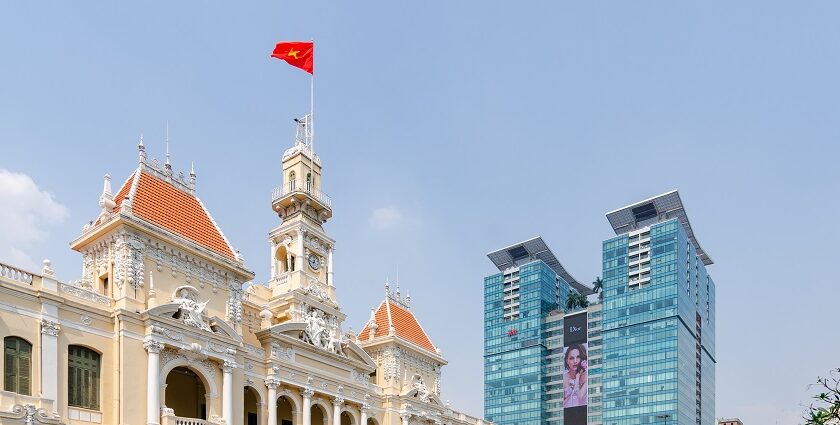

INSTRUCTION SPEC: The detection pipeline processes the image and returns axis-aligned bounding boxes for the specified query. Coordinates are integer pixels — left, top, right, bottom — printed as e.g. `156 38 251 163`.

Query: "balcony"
271 181 332 220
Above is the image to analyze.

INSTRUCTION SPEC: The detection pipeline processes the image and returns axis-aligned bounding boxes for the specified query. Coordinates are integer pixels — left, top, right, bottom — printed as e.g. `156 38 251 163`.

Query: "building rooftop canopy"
605 189 713 265
486 236 592 295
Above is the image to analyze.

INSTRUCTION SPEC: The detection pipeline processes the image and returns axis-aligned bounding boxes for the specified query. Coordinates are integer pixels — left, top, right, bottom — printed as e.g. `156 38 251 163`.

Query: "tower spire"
138 133 146 162
164 122 172 175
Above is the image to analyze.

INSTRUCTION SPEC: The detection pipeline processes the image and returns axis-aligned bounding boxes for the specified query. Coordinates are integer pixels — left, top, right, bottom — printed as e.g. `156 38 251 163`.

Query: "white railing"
271 181 332 208
0 262 35 285
174 417 210 425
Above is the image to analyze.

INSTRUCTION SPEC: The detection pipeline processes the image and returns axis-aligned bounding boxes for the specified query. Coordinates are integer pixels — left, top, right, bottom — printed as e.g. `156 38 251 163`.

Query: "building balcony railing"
271 181 332 209
0 263 35 285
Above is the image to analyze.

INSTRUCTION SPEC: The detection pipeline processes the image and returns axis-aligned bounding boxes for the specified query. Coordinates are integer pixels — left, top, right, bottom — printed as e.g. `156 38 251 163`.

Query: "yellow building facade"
0 118 487 425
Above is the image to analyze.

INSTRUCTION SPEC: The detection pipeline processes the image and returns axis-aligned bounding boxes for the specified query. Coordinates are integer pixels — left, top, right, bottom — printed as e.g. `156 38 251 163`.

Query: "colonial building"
0 117 487 425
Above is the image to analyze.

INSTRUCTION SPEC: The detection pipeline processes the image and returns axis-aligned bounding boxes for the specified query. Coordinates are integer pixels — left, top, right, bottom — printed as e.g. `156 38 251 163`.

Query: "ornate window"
306 172 312 189
288 171 296 189
68 345 100 410
4 337 32 395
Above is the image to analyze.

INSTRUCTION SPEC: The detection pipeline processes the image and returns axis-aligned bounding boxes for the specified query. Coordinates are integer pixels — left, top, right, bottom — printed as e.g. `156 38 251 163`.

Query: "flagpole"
310 38 315 149
309 39 315 193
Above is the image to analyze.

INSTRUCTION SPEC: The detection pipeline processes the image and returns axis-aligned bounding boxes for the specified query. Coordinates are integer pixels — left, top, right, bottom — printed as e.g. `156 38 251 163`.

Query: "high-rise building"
601 191 716 425
484 237 596 425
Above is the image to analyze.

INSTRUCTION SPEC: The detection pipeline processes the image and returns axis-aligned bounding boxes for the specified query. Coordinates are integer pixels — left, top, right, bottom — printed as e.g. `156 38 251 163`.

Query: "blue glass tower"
601 191 716 425
484 237 594 425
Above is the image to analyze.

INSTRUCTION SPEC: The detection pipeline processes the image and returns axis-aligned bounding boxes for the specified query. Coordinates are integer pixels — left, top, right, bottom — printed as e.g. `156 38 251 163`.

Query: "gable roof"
358 298 437 354
110 168 237 260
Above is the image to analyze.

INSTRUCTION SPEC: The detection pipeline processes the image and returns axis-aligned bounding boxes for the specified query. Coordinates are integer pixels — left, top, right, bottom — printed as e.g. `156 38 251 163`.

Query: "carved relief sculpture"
172 288 212 332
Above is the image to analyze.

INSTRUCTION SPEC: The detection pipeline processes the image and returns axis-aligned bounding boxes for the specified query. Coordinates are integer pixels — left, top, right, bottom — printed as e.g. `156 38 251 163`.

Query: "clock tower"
267 115 337 306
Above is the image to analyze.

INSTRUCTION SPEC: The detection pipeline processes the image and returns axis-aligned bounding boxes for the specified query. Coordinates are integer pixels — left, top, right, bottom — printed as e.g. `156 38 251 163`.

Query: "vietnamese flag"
271 41 314 74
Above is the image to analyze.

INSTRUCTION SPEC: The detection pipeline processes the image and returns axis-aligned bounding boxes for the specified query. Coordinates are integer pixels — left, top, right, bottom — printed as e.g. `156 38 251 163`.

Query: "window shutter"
68 346 100 410
17 350 30 396
4 344 15 392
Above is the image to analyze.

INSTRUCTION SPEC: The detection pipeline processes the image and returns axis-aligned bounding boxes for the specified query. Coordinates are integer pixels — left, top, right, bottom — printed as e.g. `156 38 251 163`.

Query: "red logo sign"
507 329 518 337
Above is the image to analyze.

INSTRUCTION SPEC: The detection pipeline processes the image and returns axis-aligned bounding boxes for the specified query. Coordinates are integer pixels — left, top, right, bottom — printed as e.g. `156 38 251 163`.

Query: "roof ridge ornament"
138 133 146 162
164 122 172 176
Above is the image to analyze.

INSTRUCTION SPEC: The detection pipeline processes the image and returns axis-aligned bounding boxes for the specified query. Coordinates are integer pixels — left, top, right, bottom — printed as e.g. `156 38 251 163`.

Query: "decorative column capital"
40 319 60 336
265 377 281 390
302 387 315 398
221 360 237 373
332 395 344 405
400 412 412 421
361 402 370 412
143 338 164 354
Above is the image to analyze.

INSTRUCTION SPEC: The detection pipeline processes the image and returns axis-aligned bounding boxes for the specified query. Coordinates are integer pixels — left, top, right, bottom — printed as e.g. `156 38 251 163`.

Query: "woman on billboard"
563 343 588 408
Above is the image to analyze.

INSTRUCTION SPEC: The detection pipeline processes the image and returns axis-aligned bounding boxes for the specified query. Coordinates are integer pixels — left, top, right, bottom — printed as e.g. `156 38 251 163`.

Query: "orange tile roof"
111 169 236 260
358 298 437 353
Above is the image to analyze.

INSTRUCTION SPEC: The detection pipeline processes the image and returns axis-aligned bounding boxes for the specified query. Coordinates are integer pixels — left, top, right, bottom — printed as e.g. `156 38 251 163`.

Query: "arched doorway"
366 419 378 425
165 367 207 420
340 410 354 425
243 386 260 425
311 403 328 425
277 395 295 425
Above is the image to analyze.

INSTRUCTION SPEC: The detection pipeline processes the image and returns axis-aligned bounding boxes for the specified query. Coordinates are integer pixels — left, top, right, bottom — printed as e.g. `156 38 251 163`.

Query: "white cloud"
0 169 68 270
368 206 403 231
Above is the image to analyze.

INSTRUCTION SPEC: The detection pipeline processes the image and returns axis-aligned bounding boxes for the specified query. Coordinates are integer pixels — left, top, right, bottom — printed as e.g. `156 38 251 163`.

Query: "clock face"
308 255 321 270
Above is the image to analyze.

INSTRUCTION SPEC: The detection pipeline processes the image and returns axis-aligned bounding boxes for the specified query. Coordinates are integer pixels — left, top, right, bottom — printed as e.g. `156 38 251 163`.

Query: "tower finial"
164 122 172 174
138 133 146 162
188 161 196 194
384 277 390 295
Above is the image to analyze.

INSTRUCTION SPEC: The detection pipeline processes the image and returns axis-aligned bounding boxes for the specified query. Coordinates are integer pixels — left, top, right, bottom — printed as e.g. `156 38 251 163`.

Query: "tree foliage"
806 368 840 425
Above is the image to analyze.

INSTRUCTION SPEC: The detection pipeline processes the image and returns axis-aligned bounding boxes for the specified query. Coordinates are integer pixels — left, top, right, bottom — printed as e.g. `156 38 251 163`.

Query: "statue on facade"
172 288 211 332
303 309 327 347
412 374 430 402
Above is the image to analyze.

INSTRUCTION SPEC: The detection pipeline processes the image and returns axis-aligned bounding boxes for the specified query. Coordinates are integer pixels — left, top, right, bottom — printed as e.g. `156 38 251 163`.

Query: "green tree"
806 368 840 425
565 291 589 312
592 277 603 302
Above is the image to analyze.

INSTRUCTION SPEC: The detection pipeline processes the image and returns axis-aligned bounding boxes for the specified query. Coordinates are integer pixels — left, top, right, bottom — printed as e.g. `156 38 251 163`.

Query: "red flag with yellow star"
271 41 314 74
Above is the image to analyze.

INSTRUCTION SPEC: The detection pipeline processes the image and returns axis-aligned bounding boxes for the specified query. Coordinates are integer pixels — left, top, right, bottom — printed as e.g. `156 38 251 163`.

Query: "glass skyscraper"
484 237 597 425
601 191 716 425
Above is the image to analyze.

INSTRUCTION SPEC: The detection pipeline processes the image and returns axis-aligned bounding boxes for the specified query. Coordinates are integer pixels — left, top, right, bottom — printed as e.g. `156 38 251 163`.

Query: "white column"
400 413 411 425
222 360 235 425
266 378 280 425
302 388 313 425
270 243 276 279
39 318 60 415
295 230 305 271
144 339 164 425
360 405 368 425
332 396 343 425
327 247 334 287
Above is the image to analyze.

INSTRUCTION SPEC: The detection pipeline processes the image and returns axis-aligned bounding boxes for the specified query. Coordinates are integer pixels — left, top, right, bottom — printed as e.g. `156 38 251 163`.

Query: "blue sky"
2 2 839 423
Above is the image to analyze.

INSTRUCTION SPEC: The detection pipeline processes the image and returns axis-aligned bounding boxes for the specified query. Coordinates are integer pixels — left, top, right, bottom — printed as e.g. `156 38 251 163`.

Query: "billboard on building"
563 311 588 424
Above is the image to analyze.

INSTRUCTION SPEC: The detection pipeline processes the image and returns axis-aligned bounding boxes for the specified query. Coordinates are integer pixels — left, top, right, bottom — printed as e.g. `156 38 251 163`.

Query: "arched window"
306 173 312 190
4 337 31 395
68 346 100 410
288 171 296 190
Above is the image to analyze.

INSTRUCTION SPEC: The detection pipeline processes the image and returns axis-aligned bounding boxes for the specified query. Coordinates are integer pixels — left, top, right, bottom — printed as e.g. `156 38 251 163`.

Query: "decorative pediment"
266 322 376 368
146 300 241 341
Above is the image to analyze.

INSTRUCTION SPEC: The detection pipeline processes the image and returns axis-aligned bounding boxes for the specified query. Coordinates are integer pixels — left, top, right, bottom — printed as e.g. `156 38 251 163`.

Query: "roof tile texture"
112 170 235 259
359 299 437 353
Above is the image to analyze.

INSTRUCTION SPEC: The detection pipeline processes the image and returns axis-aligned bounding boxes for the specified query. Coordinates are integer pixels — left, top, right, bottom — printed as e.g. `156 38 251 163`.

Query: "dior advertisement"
563 311 587 425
